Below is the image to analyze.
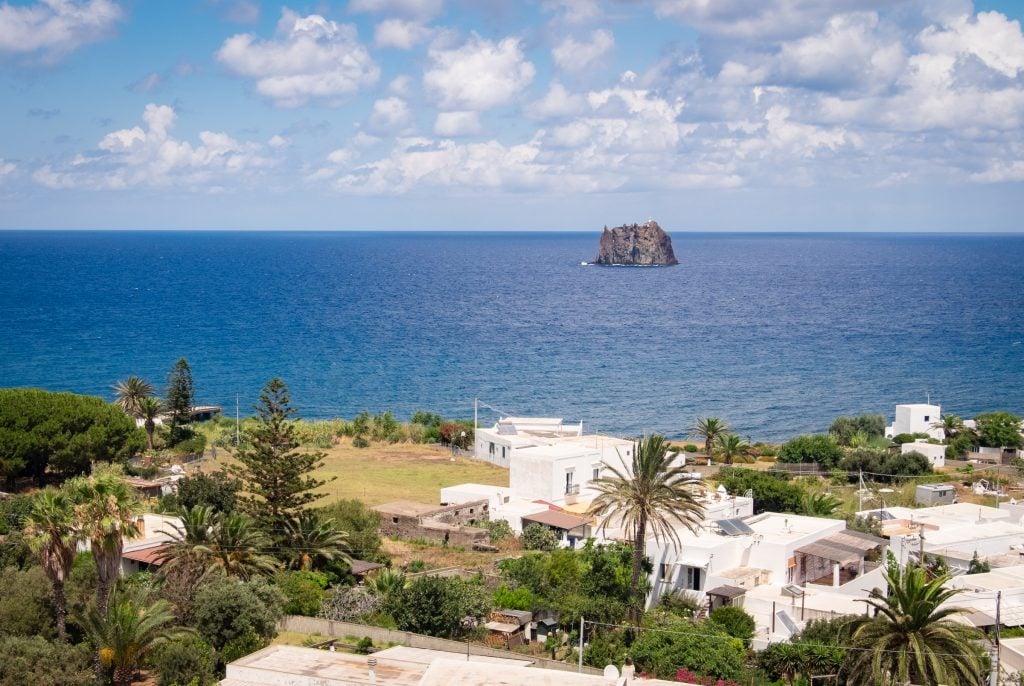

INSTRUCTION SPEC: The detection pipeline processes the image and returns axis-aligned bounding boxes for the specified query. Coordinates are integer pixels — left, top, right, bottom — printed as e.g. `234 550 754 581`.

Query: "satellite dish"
603 665 620 681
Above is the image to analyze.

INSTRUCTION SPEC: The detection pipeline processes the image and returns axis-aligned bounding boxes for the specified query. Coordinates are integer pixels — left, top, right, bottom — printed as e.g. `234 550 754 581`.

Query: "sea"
1 230 1022 443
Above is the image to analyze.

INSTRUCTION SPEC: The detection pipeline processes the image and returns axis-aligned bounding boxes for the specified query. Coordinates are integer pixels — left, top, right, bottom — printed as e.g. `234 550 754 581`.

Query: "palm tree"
846 565 986 686
714 432 749 465
79 594 194 686
136 396 163 450
25 489 80 639
155 505 217 577
208 512 277 580
689 417 729 459
368 568 409 598
68 471 141 616
588 434 704 622
931 414 964 442
801 491 843 517
281 511 350 571
112 376 153 417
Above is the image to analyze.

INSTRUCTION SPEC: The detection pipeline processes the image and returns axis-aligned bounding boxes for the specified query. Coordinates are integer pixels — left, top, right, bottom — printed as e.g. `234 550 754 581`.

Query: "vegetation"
714 433 751 465
975 411 1023 449
112 376 154 418
778 434 844 469
847 565 986 686
24 489 78 638
828 414 885 446
630 614 746 681
0 388 145 487
588 434 704 621
689 416 729 457
385 575 489 638
229 378 332 534
522 523 559 551
840 448 932 482
165 358 196 446
716 467 804 514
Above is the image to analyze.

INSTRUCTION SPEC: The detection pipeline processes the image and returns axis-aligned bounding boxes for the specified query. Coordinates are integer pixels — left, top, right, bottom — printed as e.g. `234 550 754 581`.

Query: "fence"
277 616 602 675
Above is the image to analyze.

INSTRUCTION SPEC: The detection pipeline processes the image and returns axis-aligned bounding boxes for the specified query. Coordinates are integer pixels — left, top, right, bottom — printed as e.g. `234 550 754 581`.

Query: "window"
660 563 673 582
685 567 702 591
923 415 930 422
392 517 399 524
489 442 495 455
501 446 506 459
592 467 600 481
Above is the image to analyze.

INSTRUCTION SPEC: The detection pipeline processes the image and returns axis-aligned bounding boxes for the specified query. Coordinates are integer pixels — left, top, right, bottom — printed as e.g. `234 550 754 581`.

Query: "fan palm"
25 489 80 639
281 511 350 571
588 434 704 622
689 417 729 458
714 432 749 465
68 471 141 616
79 594 194 686
136 396 163 450
208 512 277 580
846 565 986 686
112 376 153 417
931 415 965 442
155 505 217 577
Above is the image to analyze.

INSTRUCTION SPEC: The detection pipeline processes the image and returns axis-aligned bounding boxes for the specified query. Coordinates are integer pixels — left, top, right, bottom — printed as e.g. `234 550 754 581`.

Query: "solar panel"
718 518 755 536
496 423 517 435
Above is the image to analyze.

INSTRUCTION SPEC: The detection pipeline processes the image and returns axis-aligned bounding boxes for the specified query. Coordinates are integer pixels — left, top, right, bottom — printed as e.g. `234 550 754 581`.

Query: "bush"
150 634 217 686
683 444 698 453
220 628 267 664
318 499 382 565
715 468 804 514
0 494 33 535
191 577 284 650
708 606 755 643
0 635 93 686
778 434 843 469
486 519 514 542
352 436 369 448
172 433 207 458
167 470 240 514
355 636 374 654
630 617 744 681
493 584 534 611
0 566 57 638
658 591 700 618
522 523 559 551
276 570 328 617
386 575 489 638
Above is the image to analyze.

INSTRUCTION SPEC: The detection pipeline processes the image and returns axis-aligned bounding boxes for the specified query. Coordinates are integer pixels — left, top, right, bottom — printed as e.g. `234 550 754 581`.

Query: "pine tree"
165 358 195 446
230 378 331 534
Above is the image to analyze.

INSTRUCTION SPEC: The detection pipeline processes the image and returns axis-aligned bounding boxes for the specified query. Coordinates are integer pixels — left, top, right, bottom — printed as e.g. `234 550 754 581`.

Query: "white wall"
902 441 946 468
889 404 943 440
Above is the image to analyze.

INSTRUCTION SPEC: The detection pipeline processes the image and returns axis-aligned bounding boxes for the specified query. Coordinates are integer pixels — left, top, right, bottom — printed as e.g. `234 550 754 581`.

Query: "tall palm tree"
136 396 163 450
281 511 350 571
588 434 704 622
25 489 80 639
846 565 986 686
713 432 749 465
68 471 141 616
79 594 194 686
208 512 277 580
112 376 153 417
689 417 729 459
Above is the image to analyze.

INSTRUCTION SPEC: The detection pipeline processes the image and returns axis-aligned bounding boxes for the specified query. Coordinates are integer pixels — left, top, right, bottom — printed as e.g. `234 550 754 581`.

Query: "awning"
484 621 521 634
122 544 167 566
706 585 747 600
673 552 710 568
522 510 589 531
796 531 887 566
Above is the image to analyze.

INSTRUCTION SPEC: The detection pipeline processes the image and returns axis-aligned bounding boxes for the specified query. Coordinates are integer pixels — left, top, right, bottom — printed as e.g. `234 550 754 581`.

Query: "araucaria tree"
165 358 195 446
846 564 986 686
230 378 332 534
587 434 704 622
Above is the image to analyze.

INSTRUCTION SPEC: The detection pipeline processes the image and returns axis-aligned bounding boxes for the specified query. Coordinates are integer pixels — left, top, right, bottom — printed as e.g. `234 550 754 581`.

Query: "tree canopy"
0 389 145 487
778 434 844 469
975 411 1023 449
164 358 195 446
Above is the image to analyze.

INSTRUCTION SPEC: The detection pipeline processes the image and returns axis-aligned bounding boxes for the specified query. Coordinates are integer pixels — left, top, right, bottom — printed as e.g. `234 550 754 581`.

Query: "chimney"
136 516 145 536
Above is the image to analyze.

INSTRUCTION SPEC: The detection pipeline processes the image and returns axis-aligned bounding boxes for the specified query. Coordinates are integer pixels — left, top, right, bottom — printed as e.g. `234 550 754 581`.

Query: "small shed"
521 509 590 547
485 609 533 648
705 584 747 612
348 559 385 583
916 483 957 506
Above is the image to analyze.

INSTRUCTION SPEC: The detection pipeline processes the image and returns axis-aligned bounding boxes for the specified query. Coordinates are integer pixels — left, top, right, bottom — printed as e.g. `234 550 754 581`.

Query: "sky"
1 0 1023 231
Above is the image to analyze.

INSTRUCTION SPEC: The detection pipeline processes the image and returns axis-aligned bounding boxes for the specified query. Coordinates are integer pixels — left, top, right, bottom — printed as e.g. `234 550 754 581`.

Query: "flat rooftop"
373 501 440 517
225 645 425 686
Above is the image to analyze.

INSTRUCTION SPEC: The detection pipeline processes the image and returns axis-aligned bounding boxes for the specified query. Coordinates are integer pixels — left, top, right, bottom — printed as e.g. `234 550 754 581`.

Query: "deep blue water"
1 231 1022 442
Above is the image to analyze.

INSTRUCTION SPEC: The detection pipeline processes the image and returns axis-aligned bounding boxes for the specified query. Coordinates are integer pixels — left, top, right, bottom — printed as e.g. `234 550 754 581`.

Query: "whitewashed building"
902 439 946 467
886 403 943 440
473 417 583 467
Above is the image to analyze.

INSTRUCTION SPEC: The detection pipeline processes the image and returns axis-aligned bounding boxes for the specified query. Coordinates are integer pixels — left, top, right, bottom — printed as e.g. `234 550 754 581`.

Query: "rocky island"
593 220 679 266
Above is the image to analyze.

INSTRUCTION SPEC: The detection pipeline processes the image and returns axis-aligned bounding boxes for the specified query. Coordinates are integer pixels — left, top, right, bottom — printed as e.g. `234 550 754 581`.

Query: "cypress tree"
165 358 195 446
230 378 331 533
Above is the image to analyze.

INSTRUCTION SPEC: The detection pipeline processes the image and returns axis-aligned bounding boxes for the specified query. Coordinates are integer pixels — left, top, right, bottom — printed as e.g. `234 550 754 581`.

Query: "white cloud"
552 28 614 72
918 11 1024 78
267 134 288 148
389 74 413 96
434 111 480 136
424 35 535 111
0 158 15 179
548 86 689 152
0 0 122 63
374 18 431 49
32 104 276 190
128 72 164 93
368 96 414 133
763 105 852 156
348 0 441 20
653 0 881 40
216 9 379 107
526 81 587 119
542 0 602 25
970 160 1024 183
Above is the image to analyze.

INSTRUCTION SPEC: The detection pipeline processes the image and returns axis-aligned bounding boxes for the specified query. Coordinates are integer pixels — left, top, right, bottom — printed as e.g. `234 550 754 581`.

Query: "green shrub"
220 628 267 664
275 570 328 616
0 635 93 685
150 634 217 686
486 519 514 542
0 566 57 638
192 577 284 650
493 584 534 611
778 434 843 469
355 636 374 654
172 433 207 458
683 444 698 453
708 606 755 642
352 436 369 448
522 523 559 551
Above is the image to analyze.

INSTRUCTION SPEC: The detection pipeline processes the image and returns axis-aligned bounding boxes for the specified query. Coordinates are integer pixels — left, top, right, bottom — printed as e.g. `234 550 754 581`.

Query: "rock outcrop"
593 220 679 266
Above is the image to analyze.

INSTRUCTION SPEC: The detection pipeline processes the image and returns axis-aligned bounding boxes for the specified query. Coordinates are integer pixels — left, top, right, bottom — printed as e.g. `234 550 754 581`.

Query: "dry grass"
203 438 508 507
382 535 520 571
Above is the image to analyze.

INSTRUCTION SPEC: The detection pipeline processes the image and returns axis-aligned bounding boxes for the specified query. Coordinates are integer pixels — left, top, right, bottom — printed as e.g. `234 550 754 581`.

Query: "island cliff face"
593 220 679 266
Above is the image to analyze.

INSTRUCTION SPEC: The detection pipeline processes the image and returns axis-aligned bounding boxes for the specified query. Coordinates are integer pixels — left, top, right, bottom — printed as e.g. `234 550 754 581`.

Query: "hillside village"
3 381 1024 686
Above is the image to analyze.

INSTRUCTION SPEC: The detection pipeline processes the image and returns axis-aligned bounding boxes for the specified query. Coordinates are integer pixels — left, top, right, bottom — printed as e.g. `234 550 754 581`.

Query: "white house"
473 417 583 467
886 403 943 440
902 439 946 468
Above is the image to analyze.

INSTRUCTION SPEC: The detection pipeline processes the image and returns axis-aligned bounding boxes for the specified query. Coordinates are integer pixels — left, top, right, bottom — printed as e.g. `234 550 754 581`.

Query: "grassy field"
204 438 509 507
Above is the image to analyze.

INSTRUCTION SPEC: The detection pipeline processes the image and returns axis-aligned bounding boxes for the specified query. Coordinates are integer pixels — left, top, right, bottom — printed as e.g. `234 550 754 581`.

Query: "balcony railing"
565 484 580 496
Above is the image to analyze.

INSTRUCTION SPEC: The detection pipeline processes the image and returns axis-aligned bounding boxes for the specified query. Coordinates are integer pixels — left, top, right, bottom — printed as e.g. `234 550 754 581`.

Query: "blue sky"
1 0 1023 231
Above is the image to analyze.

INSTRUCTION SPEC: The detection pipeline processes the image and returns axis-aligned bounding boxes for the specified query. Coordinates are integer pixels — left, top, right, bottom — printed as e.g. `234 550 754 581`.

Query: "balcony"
564 483 580 504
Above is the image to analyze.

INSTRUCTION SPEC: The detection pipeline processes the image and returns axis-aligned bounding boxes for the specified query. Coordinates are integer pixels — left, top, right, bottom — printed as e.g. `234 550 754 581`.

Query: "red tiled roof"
122 544 168 566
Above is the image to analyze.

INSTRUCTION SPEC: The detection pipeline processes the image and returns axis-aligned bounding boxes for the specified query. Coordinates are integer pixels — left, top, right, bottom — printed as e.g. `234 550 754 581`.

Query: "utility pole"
578 616 585 672
992 590 1002 686
235 394 240 446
